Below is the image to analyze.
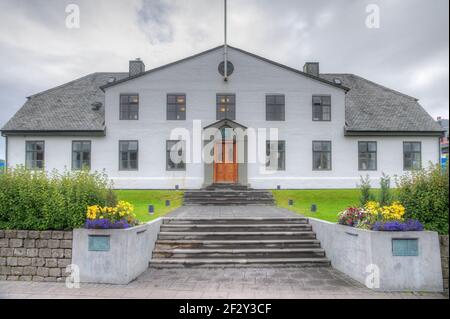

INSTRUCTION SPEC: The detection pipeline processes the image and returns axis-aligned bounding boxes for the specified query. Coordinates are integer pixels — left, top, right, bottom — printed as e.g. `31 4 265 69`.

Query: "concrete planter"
72 218 163 285
309 218 443 292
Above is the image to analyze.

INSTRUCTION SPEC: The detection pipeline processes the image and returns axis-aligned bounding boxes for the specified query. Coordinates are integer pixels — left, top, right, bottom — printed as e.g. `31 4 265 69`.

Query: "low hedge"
396 163 449 235
0 166 116 230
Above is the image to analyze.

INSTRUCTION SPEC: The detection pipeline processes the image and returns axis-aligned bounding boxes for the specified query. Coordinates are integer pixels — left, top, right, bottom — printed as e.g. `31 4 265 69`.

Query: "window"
404 142 422 171
312 96 331 121
313 141 332 170
26 141 44 170
119 141 138 170
266 140 286 171
120 94 139 120
167 94 186 120
166 140 186 171
266 95 285 121
217 94 236 120
359 142 377 171
72 141 91 170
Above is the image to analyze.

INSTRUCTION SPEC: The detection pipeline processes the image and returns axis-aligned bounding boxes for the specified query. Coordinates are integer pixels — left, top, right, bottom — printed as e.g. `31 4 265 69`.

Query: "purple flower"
371 219 424 232
85 218 131 229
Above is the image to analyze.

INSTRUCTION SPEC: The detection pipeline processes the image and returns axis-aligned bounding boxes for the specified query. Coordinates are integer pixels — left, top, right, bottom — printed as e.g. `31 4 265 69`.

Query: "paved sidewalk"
0 267 445 299
167 205 299 218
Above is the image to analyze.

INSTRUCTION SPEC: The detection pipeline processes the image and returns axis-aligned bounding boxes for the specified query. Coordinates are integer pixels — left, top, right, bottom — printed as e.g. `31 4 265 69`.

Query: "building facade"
1 46 443 189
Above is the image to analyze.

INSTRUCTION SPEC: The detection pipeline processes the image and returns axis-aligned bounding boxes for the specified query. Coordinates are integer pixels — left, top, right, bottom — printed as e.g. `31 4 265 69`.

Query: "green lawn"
114 190 184 222
272 189 383 222
115 189 385 224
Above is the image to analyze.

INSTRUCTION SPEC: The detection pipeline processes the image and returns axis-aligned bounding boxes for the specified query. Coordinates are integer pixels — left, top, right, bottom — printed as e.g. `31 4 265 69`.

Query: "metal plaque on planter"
88 235 110 252
392 239 419 256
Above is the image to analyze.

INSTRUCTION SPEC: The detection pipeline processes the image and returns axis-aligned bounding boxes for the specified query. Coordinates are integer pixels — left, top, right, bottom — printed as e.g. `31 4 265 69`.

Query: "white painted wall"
309 218 443 292
5 48 441 189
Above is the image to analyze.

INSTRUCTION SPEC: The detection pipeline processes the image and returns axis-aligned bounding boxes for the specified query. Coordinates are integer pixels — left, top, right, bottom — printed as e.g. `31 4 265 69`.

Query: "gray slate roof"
2 72 128 132
320 73 442 133
1 51 443 135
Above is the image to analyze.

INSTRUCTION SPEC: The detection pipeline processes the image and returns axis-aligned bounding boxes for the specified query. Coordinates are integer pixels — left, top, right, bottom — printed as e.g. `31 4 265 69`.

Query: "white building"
1 46 443 189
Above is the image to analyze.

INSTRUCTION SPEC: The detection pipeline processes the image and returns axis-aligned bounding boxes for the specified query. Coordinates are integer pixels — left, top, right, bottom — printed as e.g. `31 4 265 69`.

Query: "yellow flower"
86 205 100 220
365 201 381 216
381 202 405 221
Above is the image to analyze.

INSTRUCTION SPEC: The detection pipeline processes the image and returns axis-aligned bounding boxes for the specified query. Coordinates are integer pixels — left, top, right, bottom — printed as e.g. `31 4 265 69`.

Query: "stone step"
160 224 312 232
163 218 309 225
153 248 326 259
184 193 274 198
158 231 317 240
183 201 275 206
155 239 321 250
149 257 331 268
183 199 274 203
205 184 251 191
184 197 273 201
183 190 274 206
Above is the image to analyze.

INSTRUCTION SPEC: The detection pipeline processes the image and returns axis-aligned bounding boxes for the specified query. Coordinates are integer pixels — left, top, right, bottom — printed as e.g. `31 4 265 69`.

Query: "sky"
0 0 448 159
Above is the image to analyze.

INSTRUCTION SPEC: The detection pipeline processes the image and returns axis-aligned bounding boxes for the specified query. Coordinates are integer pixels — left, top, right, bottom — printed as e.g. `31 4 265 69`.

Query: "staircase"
183 185 275 206
149 217 330 268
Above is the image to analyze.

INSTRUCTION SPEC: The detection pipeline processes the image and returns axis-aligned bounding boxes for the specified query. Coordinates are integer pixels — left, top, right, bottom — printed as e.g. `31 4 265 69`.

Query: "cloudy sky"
0 0 448 159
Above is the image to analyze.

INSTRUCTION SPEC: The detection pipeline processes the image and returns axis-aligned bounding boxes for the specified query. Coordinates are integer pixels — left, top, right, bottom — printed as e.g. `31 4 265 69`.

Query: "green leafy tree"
359 175 376 207
379 172 393 207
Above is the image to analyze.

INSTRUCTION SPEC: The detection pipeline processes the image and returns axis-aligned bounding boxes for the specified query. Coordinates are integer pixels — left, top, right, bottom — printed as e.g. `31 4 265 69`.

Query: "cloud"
0 0 448 159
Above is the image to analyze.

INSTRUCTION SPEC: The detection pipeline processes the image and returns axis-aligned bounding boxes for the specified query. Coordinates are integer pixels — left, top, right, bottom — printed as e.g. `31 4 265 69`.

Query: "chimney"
303 62 320 77
129 58 145 77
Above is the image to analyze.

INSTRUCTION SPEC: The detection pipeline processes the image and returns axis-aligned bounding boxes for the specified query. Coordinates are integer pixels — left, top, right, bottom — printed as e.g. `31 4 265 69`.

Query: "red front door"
214 141 238 183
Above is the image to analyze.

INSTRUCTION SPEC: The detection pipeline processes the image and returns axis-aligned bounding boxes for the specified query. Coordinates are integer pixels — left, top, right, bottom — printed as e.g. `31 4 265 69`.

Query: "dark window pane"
312 96 331 121
266 95 285 121
266 141 285 171
26 141 45 170
167 94 186 121
359 142 377 171
216 94 235 120
404 142 421 170
120 94 139 120
166 140 186 171
119 141 138 170
313 141 332 170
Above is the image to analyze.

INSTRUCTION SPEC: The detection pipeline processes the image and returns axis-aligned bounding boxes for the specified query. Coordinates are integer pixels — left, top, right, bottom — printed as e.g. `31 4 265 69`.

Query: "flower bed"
372 219 424 232
338 201 423 232
85 201 138 229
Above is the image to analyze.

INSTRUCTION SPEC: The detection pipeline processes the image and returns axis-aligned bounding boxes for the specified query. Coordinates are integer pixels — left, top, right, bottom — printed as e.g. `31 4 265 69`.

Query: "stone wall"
441 235 449 295
0 230 72 282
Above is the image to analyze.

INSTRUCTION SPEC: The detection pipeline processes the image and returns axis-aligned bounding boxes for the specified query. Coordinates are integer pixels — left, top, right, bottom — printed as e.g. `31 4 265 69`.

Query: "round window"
218 61 234 77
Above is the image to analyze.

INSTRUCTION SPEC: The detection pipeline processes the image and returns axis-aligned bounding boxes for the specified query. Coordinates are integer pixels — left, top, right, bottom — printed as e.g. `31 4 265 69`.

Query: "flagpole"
224 0 228 82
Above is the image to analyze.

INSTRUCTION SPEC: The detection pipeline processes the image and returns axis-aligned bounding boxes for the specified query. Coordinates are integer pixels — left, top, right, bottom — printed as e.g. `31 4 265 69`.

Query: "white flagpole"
224 0 228 81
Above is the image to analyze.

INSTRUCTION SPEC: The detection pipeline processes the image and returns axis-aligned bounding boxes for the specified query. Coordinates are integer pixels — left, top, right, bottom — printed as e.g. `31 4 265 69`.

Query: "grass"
114 189 389 224
114 190 184 222
272 189 385 222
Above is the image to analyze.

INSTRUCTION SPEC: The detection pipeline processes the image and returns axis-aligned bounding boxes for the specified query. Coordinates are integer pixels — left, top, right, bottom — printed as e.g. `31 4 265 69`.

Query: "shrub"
0 166 115 230
371 219 424 232
358 175 376 207
379 173 393 207
396 163 449 234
